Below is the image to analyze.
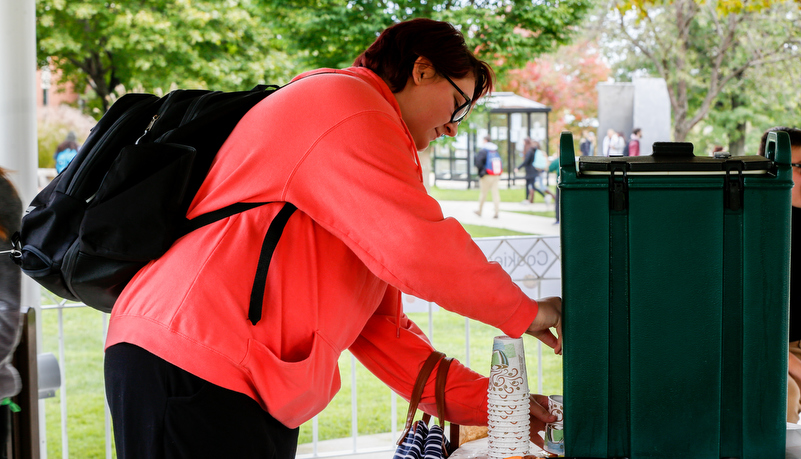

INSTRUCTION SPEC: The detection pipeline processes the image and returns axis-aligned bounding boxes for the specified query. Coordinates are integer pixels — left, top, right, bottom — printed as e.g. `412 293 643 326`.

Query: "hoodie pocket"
241 332 341 426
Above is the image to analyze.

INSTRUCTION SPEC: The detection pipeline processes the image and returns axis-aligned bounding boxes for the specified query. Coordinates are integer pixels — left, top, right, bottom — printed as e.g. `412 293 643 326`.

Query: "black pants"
0 404 9 459
105 343 298 459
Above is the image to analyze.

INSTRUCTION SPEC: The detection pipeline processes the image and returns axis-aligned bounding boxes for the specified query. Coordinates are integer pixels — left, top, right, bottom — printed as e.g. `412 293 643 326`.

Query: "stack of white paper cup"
487 336 530 459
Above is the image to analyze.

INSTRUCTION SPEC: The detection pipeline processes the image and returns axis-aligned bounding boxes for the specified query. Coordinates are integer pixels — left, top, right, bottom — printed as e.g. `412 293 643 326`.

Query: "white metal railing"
35 235 561 458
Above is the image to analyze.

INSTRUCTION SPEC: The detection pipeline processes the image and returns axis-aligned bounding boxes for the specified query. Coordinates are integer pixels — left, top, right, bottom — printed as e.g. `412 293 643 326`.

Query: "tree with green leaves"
36 0 293 115
601 0 801 146
504 38 612 152
276 0 593 77
693 48 801 154
38 0 593 116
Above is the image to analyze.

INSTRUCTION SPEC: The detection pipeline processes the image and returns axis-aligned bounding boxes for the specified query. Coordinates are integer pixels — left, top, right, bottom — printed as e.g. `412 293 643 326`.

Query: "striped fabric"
394 420 452 459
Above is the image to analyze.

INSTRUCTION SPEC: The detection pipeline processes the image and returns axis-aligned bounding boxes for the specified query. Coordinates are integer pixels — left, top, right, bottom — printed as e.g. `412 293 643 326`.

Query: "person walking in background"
628 128 642 157
579 131 594 156
548 148 561 225
474 135 502 218
54 131 79 174
602 128 615 156
759 127 801 423
609 131 626 156
516 138 555 205
0 167 22 455
103 18 563 459
532 145 555 206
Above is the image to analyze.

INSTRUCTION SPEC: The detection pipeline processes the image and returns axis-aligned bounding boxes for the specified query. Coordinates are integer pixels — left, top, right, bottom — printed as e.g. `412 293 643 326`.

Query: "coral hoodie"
105 67 540 429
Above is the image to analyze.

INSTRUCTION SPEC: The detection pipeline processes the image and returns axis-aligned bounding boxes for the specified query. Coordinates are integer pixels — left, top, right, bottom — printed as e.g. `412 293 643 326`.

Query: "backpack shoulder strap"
181 202 268 235
248 202 297 325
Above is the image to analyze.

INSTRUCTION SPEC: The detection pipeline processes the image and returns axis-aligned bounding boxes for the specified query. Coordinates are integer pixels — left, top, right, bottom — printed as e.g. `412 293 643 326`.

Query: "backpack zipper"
180 91 221 125
135 114 160 145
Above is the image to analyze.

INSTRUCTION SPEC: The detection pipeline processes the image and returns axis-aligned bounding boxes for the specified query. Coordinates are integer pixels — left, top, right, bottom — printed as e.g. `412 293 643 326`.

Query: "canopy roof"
478 92 551 113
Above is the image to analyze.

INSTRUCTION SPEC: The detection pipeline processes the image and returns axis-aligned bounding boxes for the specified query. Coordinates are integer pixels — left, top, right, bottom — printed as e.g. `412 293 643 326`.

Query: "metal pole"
506 114 512 188
466 130 472 189
545 113 551 186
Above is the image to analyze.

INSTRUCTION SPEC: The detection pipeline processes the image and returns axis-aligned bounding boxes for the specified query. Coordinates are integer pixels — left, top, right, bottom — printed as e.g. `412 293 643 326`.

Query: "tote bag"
394 351 455 459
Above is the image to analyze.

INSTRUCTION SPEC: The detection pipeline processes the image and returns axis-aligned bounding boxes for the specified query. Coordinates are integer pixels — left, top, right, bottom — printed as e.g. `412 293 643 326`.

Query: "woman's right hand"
525 297 562 355
528 393 557 449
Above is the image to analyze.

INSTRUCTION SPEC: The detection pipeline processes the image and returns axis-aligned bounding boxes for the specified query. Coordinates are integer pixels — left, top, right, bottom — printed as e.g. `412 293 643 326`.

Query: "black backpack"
11 84 296 320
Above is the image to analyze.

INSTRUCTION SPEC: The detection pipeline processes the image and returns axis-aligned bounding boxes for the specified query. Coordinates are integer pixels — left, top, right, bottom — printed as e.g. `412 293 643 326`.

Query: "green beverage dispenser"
559 131 793 458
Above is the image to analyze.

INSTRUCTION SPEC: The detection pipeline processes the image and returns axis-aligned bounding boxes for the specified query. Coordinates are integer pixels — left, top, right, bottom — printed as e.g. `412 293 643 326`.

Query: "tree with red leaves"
503 40 611 153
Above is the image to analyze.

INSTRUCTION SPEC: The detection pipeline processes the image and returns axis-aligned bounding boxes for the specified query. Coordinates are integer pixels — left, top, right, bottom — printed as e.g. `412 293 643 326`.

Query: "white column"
0 0 41 302
0 0 39 205
0 3 45 457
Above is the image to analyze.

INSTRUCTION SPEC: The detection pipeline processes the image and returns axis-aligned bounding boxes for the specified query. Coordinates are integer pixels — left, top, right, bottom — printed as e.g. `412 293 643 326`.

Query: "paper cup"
488 420 529 430
548 395 564 423
489 336 529 394
488 414 529 424
488 406 527 415
544 422 564 455
487 428 530 439
488 409 529 417
488 365 528 395
488 446 528 452
487 443 529 455
488 392 529 401
487 399 529 409
488 442 530 451
488 436 530 446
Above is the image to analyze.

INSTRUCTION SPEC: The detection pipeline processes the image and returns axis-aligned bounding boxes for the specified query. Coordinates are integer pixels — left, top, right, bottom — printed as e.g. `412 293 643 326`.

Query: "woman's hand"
525 297 562 355
528 393 556 449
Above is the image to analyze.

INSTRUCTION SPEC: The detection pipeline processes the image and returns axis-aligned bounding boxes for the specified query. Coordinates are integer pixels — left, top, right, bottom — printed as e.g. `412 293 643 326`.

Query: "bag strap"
181 201 268 235
435 356 454 456
396 351 446 445
180 201 297 326
434 356 453 429
248 202 297 325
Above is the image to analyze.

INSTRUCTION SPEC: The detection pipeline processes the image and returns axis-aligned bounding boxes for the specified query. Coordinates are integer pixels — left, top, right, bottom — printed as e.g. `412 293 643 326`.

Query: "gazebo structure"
431 92 551 189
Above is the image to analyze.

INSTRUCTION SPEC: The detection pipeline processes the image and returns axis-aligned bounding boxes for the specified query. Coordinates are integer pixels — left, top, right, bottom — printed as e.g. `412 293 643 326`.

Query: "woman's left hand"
528 393 556 449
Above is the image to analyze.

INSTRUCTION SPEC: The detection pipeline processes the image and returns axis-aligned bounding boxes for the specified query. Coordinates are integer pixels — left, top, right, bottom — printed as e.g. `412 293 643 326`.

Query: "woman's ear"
412 56 435 85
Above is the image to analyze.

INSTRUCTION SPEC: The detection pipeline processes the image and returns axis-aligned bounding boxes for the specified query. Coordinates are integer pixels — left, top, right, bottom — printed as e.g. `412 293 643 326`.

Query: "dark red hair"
354 18 494 102
0 167 19 241
758 126 801 156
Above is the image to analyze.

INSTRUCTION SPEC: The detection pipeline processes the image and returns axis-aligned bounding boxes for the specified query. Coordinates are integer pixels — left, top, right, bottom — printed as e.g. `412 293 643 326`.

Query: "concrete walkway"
437 199 560 236
296 432 396 459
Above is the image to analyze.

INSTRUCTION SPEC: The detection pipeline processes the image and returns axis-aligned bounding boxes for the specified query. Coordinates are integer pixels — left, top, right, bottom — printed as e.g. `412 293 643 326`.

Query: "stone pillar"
597 79 672 156
632 77 672 155
596 83 634 155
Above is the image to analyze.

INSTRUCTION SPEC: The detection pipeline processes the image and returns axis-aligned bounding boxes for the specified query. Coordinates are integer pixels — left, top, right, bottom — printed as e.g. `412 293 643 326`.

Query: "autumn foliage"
502 40 611 152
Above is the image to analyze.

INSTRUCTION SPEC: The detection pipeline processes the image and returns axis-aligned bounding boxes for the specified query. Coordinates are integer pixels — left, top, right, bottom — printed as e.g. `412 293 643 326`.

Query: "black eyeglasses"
792 163 801 168
440 73 472 125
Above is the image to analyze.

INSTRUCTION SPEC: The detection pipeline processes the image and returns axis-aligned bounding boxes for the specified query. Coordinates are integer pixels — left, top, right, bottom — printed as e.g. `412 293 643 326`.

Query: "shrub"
37 105 96 168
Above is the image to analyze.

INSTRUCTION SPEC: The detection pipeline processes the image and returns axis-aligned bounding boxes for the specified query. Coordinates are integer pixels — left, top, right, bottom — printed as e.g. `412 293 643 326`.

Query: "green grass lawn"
296 307 563 444
41 306 112 459
36 205 557 455
461 224 533 238
428 184 557 204
508 210 557 219
38 302 562 455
